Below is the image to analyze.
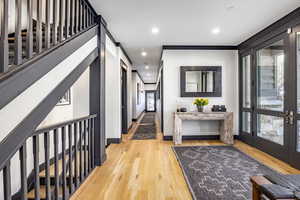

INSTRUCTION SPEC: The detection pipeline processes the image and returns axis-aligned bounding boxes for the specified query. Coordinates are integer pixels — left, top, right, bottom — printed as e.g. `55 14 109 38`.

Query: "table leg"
174 115 182 145
220 113 234 145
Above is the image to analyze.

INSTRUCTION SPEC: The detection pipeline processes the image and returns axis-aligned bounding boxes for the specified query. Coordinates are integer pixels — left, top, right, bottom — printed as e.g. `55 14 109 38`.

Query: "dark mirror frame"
180 66 222 97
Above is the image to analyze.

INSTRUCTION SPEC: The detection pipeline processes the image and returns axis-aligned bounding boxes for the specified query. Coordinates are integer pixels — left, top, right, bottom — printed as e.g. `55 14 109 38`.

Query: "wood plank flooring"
71 113 300 200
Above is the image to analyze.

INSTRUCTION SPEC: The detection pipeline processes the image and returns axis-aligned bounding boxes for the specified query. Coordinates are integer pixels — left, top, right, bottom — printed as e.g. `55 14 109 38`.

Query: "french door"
240 28 300 169
146 91 156 112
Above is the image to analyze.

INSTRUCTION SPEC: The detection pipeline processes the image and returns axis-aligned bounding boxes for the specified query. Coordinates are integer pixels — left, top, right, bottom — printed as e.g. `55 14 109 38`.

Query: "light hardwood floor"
71 114 300 200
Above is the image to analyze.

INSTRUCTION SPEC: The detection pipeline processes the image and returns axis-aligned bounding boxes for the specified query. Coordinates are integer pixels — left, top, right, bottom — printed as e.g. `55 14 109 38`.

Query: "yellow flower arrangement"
193 98 209 106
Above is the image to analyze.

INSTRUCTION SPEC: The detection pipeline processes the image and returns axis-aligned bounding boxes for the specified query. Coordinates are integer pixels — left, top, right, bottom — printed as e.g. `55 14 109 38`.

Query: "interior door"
121 67 128 134
253 33 291 162
289 26 300 168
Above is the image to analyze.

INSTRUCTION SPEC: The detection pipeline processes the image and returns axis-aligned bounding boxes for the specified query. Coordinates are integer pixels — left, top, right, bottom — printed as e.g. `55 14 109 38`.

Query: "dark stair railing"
0 114 97 200
0 0 97 74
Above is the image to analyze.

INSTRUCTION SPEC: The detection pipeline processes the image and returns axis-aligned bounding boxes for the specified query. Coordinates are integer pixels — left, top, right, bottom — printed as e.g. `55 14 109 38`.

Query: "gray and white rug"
131 124 156 140
173 146 279 200
140 113 155 124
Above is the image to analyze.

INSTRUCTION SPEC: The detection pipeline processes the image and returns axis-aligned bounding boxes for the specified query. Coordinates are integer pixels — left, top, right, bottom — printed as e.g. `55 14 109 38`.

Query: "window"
137 83 140 105
242 55 251 108
242 112 251 133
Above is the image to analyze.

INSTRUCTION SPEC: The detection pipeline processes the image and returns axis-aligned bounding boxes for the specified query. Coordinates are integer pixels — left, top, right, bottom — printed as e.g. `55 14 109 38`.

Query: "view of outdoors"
257 114 284 145
256 40 285 145
242 55 251 108
147 92 155 111
297 33 300 152
242 112 251 133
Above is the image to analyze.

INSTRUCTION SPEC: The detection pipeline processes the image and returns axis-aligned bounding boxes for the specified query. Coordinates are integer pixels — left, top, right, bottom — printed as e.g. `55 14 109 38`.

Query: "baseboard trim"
163 135 240 141
132 110 145 121
107 138 122 145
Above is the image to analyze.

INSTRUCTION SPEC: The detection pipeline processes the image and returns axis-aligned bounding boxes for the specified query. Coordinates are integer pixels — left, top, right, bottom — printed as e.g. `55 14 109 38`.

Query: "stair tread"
39 150 88 178
27 185 63 199
39 155 69 178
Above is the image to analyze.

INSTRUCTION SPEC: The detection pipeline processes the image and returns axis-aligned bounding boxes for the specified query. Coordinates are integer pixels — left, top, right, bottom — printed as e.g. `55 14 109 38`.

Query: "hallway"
70 113 300 200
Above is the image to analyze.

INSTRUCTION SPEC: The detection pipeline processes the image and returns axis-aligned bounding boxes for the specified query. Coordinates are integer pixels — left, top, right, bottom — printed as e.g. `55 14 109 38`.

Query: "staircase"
0 0 96 74
1 115 96 200
27 151 88 200
0 1 102 200
8 20 62 65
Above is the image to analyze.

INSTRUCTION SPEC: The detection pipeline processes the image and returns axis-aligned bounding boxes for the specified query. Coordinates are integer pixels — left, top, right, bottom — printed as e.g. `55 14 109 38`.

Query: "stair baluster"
33 136 41 200
15 0 23 65
26 0 33 59
19 144 28 200
61 126 67 200
45 0 51 49
52 0 58 46
79 121 83 182
53 129 59 200
68 124 74 194
44 132 51 200
0 0 9 72
73 122 79 188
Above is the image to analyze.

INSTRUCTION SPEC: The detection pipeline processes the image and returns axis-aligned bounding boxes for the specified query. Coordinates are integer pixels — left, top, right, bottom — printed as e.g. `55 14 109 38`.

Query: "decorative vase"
197 105 204 112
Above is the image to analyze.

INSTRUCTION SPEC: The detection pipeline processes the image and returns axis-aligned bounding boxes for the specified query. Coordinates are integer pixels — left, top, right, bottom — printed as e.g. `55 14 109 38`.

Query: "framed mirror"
180 66 222 97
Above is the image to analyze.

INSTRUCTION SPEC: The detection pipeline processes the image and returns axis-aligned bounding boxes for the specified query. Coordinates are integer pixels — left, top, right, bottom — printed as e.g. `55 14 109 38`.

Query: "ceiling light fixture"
151 27 159 34
145 65 149 69
212 27 221 35
141 51 147 57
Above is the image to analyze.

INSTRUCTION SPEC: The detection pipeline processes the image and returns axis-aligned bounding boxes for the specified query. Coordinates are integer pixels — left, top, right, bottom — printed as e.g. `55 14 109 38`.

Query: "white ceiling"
89 0 300 83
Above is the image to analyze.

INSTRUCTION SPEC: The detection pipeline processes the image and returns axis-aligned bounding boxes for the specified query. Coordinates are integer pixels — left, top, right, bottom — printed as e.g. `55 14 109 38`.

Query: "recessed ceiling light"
151 27 159 34
145 65 149 69
212 27 221 35
141 51 147 57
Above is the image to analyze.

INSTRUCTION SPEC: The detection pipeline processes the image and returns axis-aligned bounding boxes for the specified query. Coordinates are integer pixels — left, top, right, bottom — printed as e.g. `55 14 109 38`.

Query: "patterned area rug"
173 146 279 200
140 113 155 124
131 124 156 140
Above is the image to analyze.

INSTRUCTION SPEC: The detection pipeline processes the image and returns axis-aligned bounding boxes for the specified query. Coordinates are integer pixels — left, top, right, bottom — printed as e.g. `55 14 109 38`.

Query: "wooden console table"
174 112 234 145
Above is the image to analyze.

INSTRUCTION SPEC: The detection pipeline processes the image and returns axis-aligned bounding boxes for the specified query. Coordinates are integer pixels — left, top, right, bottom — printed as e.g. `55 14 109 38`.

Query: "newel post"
90 15 107 166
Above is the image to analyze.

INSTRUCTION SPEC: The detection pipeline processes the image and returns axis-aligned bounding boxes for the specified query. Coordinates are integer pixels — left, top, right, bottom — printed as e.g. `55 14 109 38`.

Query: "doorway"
239 29 300 169
146 90 156 112
121 61 128 134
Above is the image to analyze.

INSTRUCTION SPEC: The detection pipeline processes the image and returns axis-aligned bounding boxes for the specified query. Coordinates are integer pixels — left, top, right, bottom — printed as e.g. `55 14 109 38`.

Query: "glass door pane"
242 55 251 108
257 114 284 145
242 112 251 133
257 40 285 111
146 92 155 111
297 32 300 152
256 38 287 146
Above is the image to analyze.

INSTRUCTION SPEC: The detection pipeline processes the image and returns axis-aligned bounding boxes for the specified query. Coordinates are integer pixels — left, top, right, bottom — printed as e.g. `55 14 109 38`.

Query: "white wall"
105 35 133 139
105 36 121 140
162 50 239 136
38 67 90 128
132 72 145 119
144 84 156 91
119 49 133 129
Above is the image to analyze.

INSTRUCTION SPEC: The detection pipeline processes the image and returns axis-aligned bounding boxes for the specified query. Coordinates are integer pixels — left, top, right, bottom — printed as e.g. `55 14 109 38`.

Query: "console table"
174 112 234 145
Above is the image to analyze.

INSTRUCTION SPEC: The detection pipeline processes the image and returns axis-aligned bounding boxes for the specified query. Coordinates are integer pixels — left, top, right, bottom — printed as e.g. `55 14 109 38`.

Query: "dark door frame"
145 90 156 112
288 25 300 168
121 60 128 134
239 29 300 169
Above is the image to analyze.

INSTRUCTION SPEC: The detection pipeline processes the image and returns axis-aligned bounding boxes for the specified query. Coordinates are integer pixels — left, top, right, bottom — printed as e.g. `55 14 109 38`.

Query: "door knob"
285 111 294 125
288 111 294 125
